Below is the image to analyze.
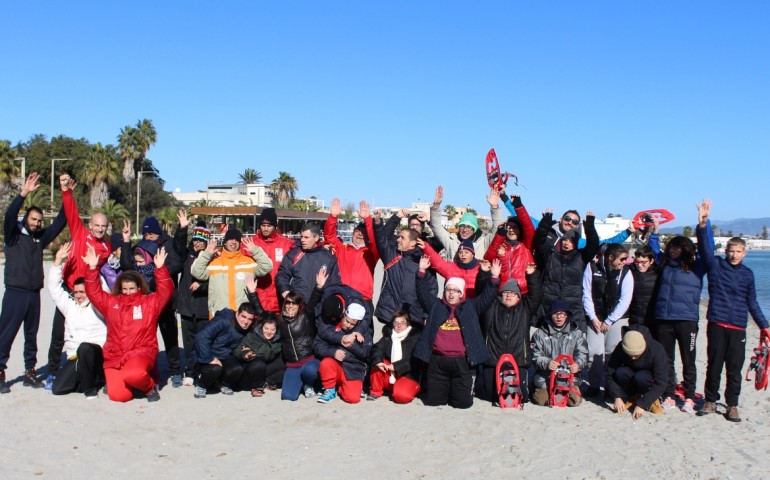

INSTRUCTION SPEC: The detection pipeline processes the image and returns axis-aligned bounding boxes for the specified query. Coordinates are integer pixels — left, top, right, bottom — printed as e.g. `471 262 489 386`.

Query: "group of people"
1 174 768 423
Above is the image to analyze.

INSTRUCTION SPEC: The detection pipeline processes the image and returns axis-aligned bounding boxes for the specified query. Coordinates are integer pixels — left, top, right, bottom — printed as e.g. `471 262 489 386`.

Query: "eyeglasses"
445 287 462 295
505 224 519 231
552 312 568 318
634 258 651 265
393 321 409 327
458 225 474 230
616 256 629 262
409 223 422 228
284 301 299 306
562 216 580 226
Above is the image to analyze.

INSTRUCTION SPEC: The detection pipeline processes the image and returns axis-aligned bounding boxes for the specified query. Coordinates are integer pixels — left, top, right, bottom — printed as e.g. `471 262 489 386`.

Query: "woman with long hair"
83 245 173 402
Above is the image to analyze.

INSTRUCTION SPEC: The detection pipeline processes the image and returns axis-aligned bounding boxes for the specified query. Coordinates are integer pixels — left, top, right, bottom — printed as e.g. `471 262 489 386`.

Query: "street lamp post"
50 158 72 209
135 170 156 236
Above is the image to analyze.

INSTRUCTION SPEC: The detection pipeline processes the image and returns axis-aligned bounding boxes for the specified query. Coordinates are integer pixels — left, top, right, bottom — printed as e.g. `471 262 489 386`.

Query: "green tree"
94 199 130 228
118 125 140 182
135 119 157 175
238 168 263 184
0 140 21 197
270 171 298 208
444 204 457 221
682 226 693 237
82 143 121 209
762 225 768 240
157 206 180 234
727 230 734 237
465 207 478 216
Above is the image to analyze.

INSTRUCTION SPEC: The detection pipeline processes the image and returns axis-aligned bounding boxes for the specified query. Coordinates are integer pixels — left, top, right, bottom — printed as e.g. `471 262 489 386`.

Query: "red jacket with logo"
61 189 112 289
250 232 297 312
323 215 379 300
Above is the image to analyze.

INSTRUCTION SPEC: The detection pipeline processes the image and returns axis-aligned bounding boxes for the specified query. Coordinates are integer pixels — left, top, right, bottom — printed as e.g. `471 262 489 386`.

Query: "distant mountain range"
660 218 770 236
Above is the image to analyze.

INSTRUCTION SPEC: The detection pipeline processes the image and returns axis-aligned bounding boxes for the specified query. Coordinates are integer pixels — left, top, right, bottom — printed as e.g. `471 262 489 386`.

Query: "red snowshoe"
549 354 575 408
496 354 523 410
746 343 769 391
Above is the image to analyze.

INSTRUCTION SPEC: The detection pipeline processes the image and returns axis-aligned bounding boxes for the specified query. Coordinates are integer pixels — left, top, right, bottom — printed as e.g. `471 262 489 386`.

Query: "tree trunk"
122 159 134 183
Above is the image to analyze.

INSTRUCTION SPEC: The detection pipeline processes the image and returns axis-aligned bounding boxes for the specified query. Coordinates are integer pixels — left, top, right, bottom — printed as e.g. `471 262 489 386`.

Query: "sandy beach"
1 261 769 480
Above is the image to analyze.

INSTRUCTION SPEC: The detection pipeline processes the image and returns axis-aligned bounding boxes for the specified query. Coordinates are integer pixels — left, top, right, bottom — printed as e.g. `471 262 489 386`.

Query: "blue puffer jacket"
703 244 768 330
195 308 251 363
654 223 711 322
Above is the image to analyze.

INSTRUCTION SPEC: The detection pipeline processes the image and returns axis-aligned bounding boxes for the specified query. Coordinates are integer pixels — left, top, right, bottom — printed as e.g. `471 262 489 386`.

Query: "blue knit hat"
142 216 162 236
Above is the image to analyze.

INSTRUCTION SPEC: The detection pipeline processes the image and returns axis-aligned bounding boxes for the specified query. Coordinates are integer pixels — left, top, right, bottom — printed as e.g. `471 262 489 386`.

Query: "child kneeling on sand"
605 326 668 418
530 300 588 406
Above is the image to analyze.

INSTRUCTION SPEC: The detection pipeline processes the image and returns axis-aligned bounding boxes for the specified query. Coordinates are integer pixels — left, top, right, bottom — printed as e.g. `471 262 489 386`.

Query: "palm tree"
95 199 130 228
23 189 47 210
238 168 262 184
135 118 157 173
0 140 21 195
444 204 458 222
118 126 140 182
270 171 298 208
158 206 179 233
82 143 121 209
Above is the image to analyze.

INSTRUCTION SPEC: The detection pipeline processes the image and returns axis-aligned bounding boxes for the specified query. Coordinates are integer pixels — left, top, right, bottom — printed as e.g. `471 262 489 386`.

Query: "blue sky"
2 2 769 226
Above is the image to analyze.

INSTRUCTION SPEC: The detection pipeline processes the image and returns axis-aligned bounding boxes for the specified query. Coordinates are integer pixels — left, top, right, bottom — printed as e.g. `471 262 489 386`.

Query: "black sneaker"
146 385 161 402
0 371 10 394
23 368 44 389
84 387 99 399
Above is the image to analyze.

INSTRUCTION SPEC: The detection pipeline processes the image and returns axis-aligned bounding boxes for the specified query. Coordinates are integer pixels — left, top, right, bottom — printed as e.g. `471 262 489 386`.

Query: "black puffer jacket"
480 270 543 368
369 328 422 381
534 212 599 326
173 225 210 318
628 265 659 326
248 288 321 364
605 324 669 411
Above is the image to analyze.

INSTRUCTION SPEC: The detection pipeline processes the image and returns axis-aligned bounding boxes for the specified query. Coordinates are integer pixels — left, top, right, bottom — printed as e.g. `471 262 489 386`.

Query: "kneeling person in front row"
531 300 588 407
314 303 372 404
605 326 669 418
48 243 107 398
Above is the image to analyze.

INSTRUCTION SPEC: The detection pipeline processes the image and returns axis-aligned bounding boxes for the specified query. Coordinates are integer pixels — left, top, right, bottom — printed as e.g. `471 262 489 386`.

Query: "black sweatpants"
249 357 286 389
704 322 746 407
656 319 698 399
612 366 654 399
480 364 529 404
423 355 474 409
51 343 105 395
47 307 67 376
157 304 181 376
197 358 252 390
180 314 208 377
0 288 41 372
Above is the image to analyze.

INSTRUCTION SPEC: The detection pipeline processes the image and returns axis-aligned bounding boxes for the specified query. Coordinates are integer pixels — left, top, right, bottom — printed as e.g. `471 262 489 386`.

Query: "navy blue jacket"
654 223 711 322
313 317 372 381
195 308 251 363
703 246 768 330
374 214 437 324
276 244 341 304
414 271 498 367
3 195 66 291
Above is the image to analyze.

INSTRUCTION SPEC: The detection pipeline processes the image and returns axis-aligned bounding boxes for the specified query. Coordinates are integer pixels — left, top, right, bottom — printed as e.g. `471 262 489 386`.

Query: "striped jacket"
191 246 272 317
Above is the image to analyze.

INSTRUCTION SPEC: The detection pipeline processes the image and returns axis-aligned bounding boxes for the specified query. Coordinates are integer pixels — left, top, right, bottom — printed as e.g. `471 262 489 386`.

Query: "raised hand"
241 235 254 250
153 247 168 268
205 238 217 254
177 209 189 228
433 185 443 207
697 198 712 227
478 259 491 272
59 173 75 192
417 212 429 222
315 266 329 288
330 198 342 217
244 275 257 293
586 210 595 218
487 187 500 207
399 208 410 219
419 254 431 272
81 245 98 269
525 262 537 275
415 238 426 250
21 172 41 197
54 242 71 266
358 200 370 219
121 219 131 242
490 259 502 278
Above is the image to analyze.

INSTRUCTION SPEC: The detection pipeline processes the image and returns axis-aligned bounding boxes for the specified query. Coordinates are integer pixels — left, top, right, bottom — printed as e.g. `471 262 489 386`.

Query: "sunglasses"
562 217 580 226
284 301 299 306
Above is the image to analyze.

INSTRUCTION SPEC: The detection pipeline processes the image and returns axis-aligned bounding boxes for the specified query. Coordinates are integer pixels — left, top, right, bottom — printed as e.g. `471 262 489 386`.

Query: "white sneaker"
662 396 677 411
182 376 194 387
680 398 696 413
303 384 315 398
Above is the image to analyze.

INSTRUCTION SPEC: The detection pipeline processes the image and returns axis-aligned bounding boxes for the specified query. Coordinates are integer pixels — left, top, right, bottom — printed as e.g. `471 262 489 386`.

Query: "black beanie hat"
259 208 278 227
223 228 242 243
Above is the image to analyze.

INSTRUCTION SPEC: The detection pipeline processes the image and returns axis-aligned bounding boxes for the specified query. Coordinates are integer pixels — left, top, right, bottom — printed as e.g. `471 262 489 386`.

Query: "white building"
173 182 274 207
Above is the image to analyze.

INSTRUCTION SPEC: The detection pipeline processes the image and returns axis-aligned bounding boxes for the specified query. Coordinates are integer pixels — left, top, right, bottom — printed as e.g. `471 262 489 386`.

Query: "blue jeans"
281 359 320 401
